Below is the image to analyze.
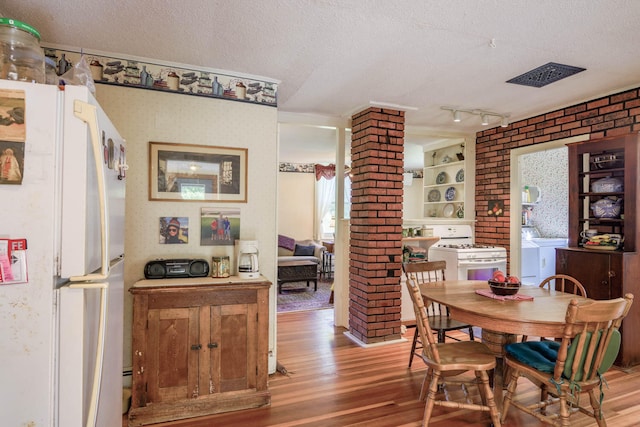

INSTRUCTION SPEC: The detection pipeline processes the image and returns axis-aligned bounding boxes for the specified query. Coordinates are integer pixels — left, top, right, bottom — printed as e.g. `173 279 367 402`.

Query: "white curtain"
316 176 335 240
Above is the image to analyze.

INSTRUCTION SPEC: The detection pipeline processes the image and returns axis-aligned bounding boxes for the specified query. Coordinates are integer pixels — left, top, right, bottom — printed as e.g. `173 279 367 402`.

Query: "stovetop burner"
439 244 495 249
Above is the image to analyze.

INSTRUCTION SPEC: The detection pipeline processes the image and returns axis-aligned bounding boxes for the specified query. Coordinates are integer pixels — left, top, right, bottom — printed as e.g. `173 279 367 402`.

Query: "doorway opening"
509 135 589 279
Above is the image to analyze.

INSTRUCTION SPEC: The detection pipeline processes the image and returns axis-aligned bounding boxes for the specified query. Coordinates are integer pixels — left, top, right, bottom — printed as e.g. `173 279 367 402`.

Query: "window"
317 174 351 239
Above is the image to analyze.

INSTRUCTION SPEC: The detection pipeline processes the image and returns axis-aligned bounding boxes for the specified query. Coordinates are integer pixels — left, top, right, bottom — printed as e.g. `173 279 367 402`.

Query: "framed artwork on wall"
149 141 247 202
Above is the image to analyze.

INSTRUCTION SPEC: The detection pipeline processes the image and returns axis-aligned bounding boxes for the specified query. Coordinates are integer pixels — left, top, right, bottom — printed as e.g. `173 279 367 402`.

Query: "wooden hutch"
556 132 640 367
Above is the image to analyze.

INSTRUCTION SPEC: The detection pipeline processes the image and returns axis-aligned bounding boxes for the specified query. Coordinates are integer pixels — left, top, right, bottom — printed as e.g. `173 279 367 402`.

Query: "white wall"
277 171 315 238
94 85 279 374
403 177 423 219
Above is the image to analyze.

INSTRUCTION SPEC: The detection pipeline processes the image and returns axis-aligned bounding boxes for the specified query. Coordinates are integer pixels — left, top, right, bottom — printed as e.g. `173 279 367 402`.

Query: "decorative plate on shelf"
436 171 448 184
428 189 441 202
456 169 464 182
445 186 456 201
443 203 455 217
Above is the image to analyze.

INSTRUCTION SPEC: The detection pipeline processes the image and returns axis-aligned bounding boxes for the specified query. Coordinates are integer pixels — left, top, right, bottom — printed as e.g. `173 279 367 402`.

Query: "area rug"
277 278 333 313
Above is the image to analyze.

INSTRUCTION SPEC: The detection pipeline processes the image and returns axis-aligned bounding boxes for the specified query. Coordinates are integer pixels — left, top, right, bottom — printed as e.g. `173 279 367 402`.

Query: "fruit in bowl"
488 271 521 296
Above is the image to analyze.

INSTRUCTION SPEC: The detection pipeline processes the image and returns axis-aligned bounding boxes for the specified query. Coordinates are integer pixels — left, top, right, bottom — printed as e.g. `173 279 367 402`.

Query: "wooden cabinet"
556 249 624 301
128 277 271 426
557 132 640 367
423 142 467 219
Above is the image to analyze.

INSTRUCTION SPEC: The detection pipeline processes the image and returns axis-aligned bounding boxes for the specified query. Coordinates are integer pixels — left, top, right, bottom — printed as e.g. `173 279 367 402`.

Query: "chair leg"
423 370 441 426
501 369 520 423
468 326 474 341
558 392 571 426
475 371 488 406
478 370 501 427
438 329 445 343
419 368 431 401
408 328 419 368
540 384 548 415
588 388 607 427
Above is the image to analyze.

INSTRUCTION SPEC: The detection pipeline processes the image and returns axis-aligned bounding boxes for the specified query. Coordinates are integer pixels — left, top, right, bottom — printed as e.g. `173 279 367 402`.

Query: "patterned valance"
315 164 336 180
42 45 277 107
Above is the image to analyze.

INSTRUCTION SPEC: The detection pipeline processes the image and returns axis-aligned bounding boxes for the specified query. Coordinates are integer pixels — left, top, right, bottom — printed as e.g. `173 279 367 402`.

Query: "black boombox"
144 259 210 279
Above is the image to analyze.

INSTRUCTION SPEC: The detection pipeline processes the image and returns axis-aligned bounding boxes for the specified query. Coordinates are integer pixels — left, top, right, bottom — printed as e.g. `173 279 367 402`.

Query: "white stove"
428 224 507 280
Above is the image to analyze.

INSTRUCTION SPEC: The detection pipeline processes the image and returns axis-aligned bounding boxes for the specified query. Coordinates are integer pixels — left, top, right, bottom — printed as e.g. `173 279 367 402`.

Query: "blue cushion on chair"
506 330 622 380
505 341 560 373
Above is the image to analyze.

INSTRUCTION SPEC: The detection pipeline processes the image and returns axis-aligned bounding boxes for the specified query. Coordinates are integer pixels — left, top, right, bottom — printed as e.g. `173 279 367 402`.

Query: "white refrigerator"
0 80 127 427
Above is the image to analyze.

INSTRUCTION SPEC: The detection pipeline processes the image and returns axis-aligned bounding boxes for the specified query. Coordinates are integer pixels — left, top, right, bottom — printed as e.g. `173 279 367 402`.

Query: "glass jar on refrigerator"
0 18 45 83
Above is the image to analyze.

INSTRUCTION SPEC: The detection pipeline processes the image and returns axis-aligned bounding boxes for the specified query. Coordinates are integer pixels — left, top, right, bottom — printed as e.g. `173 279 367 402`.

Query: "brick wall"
348 107 405 344
475 87 640 260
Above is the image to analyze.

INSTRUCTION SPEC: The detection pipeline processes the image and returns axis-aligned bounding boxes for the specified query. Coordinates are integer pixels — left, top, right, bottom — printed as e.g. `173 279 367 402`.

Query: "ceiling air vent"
506 62 586 88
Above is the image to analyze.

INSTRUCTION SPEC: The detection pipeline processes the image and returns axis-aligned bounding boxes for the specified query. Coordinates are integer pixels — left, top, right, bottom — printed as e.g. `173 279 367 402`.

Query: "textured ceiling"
2 1 640 168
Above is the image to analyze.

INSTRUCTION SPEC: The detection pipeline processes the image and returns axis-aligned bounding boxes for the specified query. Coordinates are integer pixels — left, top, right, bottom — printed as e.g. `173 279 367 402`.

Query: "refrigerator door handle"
70 100 109 282
68 282 108 427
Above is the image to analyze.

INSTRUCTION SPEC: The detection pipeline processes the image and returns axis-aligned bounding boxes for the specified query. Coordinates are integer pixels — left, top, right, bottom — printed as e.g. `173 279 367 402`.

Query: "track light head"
441 106 508 127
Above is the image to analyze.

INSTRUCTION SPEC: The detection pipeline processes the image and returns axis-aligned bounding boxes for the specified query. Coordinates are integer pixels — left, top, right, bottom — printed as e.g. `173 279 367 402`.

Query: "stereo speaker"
144 259 210 279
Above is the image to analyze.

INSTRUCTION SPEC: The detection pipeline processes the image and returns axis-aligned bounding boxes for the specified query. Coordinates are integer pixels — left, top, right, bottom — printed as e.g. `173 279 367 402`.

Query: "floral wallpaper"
520 147 568 238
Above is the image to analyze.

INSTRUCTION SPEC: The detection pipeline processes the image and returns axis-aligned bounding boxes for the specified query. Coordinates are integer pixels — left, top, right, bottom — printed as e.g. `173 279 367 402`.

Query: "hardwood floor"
126 308 640 426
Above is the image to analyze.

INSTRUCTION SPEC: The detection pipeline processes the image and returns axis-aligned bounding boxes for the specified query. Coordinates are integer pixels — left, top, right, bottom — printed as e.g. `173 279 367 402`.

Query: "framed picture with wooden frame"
149 141 247 202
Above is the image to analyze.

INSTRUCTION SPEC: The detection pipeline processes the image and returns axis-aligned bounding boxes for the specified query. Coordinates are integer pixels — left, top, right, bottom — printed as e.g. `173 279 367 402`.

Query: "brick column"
348 107 405 344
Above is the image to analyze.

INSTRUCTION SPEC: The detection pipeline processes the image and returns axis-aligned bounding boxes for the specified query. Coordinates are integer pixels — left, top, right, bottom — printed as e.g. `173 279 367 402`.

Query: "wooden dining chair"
522 274 587 343
501 293 634 426
402 261 475 368
405 277 502 426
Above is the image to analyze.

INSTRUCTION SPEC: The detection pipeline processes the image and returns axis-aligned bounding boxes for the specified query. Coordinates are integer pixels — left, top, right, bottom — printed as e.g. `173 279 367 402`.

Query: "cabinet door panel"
205 303 258 393
556 250 611 300
148 307 200 402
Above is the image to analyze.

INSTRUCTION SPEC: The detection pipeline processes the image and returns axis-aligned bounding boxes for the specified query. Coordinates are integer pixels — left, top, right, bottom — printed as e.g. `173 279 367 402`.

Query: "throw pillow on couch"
293 244 316 256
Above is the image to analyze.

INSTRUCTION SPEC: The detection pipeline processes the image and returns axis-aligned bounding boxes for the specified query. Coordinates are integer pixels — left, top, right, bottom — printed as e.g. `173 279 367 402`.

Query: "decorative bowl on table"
488 279 521 296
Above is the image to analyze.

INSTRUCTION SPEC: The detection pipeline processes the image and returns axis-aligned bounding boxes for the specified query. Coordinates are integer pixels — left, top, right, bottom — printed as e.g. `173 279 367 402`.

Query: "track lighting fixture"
441 106 510 128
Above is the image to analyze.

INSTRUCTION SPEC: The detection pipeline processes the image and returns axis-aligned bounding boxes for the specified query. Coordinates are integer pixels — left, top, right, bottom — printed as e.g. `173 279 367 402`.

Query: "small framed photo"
160 216 189 244
149 141 247 202
0 88 26 143
0 141 25 185
200 208 240 246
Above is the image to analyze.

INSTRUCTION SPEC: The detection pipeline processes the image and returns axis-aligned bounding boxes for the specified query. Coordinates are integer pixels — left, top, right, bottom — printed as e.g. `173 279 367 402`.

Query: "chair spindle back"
555 294 634 384
406 276 442 364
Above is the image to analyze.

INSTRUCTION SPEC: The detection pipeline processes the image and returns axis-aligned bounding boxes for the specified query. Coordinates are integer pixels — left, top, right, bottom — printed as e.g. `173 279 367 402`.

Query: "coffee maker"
235 240 259 279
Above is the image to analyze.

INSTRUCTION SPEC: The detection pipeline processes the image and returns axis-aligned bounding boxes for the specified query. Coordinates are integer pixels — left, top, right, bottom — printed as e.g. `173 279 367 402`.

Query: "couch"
277 235 326 269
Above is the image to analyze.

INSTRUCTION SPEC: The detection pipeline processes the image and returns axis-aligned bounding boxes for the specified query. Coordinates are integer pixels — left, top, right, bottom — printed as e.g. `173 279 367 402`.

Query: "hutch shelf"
423 142 467 219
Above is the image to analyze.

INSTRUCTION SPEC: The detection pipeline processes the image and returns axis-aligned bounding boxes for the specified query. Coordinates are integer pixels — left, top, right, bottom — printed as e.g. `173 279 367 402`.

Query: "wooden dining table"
418 280 592 409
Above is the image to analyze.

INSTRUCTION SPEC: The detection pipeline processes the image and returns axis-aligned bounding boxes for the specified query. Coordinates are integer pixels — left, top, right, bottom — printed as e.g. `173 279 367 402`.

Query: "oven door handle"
458 259 506 266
